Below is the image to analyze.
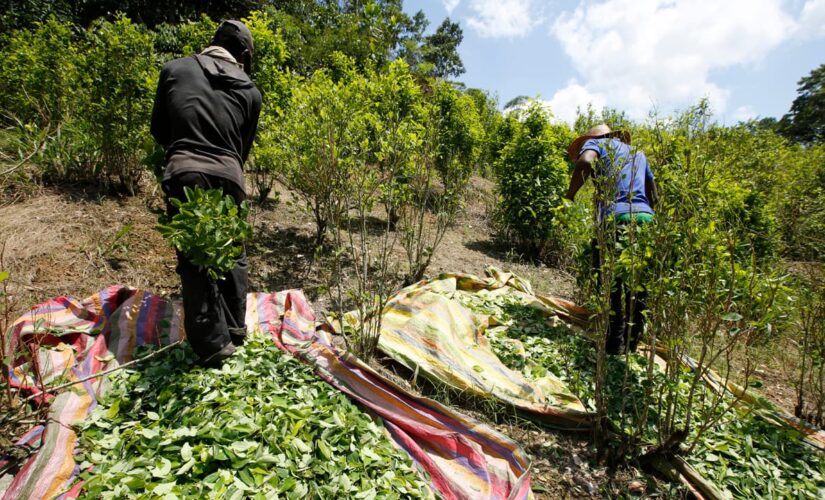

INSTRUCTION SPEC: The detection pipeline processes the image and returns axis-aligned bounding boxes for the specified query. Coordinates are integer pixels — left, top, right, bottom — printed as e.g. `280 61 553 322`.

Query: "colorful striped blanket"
367 267 825 452
1 286 532 499
351 268 591 430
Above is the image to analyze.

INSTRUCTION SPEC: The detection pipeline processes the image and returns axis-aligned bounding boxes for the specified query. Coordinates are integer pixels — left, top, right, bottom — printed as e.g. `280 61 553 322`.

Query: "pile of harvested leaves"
75 334 429 499
456 291 825 498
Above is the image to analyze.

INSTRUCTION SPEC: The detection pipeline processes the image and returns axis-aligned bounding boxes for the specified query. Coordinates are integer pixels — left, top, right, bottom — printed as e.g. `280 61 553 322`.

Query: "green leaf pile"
157 186 252 281
75 335 429 499
455 291 825 498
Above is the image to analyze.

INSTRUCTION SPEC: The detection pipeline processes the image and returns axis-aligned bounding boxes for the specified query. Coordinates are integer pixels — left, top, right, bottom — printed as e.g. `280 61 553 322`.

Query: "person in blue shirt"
564 124 658 354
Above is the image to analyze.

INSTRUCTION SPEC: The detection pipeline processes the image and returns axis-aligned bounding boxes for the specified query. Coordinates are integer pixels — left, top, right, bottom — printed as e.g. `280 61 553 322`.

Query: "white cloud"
545 81 607 125
551 0 797 118
799 0 825 38
731 105 758 123
466 0 541 38
442 0 461 14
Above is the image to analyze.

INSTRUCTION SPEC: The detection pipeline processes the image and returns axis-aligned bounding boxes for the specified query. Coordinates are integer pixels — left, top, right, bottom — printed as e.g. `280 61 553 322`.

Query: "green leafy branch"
157 186 252 281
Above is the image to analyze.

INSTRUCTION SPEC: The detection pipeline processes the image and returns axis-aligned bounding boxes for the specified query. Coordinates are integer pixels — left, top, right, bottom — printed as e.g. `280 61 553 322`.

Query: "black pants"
161 172 248 360
593 221 648 355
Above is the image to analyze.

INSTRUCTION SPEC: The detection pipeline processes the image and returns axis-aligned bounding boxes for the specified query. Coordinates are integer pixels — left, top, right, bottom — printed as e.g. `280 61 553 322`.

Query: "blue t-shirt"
580 138 654 217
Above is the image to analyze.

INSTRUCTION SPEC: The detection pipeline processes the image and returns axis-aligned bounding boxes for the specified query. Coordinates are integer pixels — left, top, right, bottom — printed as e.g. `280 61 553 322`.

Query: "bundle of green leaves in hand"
157 186 252 280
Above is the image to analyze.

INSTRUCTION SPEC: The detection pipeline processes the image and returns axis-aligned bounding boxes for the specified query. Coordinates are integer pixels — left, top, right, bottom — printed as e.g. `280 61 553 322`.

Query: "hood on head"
194 54 254 89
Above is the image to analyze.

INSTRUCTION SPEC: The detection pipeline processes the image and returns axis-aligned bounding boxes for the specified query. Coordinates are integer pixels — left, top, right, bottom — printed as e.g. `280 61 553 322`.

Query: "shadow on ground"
342 214 394 237
246 224 323 302
464 237 542 263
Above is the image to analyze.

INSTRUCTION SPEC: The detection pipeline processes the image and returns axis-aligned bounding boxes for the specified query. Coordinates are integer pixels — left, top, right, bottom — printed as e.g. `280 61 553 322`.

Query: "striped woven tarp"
348 267 591 430
1 286 183 500
248 291 532 500
2 286 532 500
362 267 824 499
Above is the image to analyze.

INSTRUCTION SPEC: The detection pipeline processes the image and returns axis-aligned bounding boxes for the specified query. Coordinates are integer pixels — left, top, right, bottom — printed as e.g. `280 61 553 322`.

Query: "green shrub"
154 15 217 60
276 58 371 245
0 14 158 191
245 8 290 205
393 78 484 284
712 181 779 261
773 145 825 261
31 119 100 183
465 88 502 178
0 16 80 128
429 80 483 214
792 268 825 427
78 14 157 194
494 102 574 260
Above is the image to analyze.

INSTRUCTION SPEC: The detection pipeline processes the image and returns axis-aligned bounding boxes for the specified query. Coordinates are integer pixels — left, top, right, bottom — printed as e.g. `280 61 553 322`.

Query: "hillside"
1 176 814 498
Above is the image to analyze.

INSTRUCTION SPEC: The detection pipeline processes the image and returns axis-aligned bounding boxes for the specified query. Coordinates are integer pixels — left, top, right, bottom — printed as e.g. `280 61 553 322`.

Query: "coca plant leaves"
75 335 429 498
157 186 252 281
459 292 825 499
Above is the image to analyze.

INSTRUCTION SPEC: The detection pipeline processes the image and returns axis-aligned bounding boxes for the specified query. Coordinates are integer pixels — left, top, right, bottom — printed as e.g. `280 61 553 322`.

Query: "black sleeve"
241 88 263 165
151 66 171 147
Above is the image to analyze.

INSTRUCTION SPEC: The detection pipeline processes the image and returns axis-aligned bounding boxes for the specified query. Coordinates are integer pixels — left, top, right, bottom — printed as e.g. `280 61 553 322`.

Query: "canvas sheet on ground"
0 286 531 500
345 267 592 430
367 266 825 451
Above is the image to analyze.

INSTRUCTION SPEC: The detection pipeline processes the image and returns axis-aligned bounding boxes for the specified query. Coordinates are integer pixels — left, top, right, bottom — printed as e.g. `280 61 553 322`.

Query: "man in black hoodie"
151 21 262 367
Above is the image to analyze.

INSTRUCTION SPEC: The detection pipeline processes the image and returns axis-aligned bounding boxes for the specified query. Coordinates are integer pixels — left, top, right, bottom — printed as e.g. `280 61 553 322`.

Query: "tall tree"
780 63 825 145
421 18 464 78
1 0 266 30
268 1 424 75
396 9 428 69
503 95 530 111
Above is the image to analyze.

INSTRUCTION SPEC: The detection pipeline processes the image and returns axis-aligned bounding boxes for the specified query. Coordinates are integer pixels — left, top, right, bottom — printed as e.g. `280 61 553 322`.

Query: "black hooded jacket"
151 53 262 191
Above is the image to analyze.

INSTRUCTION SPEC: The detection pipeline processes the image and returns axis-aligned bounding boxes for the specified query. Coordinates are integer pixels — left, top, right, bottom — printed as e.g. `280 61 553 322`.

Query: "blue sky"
404 0 825 124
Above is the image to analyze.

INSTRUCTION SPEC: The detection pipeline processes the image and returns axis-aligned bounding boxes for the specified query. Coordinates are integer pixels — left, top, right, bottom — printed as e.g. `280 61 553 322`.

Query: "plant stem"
21 340 183 405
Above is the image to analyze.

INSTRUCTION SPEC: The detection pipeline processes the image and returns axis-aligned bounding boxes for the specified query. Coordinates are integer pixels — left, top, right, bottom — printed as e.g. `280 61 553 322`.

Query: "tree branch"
21 340 184 405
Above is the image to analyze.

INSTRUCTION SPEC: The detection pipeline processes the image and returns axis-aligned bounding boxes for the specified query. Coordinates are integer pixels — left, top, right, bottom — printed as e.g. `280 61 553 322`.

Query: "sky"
404 0 825 125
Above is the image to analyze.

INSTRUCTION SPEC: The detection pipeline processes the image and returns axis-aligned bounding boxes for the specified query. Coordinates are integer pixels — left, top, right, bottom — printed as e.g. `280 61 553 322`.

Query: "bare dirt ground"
0 176 796 498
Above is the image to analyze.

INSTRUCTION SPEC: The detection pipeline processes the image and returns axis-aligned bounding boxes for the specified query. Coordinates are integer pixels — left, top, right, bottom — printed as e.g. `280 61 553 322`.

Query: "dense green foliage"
0 3 464 195
794 270 825 427
273 56 480 249
153 15 219 60
82 15 157 193
780 63 825 145
157 187 252 281
0 15 206 191
488 98 825 266
274 60 371 245
0 16 78 127
77 336 429 498
465 88 503 177
429 80 483 209
2 1 464 80
241 9 290 204
1 0 262 30
493 102 574 260
419 18 465 78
